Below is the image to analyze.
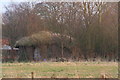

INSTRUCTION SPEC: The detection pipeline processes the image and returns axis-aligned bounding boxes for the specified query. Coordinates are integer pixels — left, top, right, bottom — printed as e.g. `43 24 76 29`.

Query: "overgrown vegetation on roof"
15 31 74 47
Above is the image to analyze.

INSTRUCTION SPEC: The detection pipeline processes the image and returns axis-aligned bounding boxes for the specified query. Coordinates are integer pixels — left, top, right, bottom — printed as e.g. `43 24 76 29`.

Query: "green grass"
2 62 118 78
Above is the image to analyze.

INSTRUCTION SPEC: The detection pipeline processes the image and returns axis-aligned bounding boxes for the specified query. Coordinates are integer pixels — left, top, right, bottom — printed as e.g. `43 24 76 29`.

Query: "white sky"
0 0 119 13
0 0 39 13
0 0 19 13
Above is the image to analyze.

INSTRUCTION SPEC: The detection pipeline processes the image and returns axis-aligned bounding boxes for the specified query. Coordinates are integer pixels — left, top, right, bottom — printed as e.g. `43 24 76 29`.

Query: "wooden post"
101 74 107 80
31 72 34 80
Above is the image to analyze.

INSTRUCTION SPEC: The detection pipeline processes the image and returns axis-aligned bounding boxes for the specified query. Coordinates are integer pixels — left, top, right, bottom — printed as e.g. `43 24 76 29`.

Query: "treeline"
2 2 118 61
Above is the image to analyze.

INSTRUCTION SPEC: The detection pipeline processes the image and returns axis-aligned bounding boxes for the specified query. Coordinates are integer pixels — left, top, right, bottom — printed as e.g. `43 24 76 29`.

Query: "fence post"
31 72 34 80
101 74 107 80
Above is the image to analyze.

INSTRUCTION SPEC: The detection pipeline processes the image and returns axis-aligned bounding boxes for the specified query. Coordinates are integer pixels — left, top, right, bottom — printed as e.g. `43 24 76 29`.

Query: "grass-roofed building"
15 31 79 62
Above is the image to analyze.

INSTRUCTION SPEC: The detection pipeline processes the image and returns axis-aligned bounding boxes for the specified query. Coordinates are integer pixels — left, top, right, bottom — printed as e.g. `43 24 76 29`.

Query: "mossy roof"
15 31 74 47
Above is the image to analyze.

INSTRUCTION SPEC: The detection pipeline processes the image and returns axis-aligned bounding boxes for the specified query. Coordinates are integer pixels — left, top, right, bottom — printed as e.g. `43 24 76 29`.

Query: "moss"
15 31 75 47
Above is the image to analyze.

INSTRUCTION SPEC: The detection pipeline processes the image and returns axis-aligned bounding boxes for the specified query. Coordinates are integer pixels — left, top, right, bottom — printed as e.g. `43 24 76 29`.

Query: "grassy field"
2 62 118 78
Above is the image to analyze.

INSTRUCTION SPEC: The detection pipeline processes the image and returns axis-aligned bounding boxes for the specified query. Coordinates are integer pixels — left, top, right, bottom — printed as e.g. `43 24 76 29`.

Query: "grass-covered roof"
15 31 74 47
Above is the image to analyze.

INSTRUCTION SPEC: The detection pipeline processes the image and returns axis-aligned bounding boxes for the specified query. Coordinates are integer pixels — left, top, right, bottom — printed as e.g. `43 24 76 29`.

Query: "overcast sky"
0 0 119 13
0 0 19 13
0 0 36 13
0 1 9 13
